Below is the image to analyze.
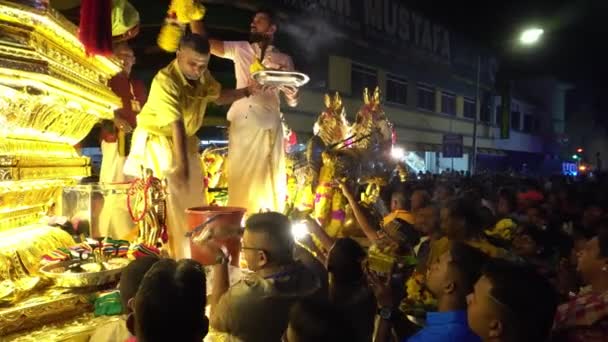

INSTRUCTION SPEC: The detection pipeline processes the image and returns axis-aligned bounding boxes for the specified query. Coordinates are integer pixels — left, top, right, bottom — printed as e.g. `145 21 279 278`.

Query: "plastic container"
186 206 246 266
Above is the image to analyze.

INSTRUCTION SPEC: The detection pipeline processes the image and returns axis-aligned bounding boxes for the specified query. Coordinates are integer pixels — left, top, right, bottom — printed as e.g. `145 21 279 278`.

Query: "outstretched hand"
336 179 355 200
363 260 395 308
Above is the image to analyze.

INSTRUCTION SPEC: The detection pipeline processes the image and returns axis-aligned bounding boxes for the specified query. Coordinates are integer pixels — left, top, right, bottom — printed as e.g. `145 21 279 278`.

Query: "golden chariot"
0 0 147 339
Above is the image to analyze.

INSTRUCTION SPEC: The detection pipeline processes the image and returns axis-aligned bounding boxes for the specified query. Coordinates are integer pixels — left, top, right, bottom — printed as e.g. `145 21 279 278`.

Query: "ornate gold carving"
0 166 90 181
0 139 79 159
0 179 70 212
0 84 110 144
0 289 93 336
0 0 122 306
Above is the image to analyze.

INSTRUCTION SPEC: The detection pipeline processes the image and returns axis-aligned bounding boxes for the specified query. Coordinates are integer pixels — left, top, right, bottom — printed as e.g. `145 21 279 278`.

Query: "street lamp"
520 28 544 45
470 27 543 175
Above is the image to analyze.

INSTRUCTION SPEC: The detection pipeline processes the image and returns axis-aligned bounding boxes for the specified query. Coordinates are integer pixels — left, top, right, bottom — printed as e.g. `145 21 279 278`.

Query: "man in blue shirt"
370 242 487 342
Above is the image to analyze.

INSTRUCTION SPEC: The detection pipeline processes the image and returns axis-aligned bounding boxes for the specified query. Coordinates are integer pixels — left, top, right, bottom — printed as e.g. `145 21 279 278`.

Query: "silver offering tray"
39 258 130 288
252 70 310 87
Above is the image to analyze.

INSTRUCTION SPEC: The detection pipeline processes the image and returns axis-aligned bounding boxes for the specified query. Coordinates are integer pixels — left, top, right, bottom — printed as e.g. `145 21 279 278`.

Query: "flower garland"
157 0 206 52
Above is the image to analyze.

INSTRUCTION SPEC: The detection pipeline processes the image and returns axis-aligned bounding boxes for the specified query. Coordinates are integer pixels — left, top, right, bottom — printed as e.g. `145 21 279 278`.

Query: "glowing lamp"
291 222 309 241
579 165 587 172
391 146 405 160
576 148 584 153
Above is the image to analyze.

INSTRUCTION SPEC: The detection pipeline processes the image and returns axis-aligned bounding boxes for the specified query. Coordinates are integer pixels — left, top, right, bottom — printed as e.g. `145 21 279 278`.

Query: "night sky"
408 0 608 83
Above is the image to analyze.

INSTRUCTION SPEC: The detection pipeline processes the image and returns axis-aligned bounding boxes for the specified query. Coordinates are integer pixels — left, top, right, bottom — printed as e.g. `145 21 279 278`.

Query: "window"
417 83 435 111
523 114 533 133
351 63 377 97
533 117 541 133
480 96 492 123
511 111 521 130
386 75 408 105
463 97 476 119
441 91 456 115
495 105 502 125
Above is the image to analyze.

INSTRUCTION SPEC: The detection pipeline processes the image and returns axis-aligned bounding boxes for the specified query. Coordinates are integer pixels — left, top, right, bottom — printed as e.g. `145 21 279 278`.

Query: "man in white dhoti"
205 8 299 214
124 34 255 259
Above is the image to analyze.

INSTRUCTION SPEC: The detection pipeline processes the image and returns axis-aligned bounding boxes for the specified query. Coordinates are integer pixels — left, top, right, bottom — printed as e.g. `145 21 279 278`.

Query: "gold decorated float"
285 87 396 238
0 0 124 337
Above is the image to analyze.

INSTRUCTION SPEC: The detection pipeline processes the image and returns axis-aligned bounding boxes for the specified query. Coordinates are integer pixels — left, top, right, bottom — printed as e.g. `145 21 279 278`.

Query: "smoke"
279 4 347 63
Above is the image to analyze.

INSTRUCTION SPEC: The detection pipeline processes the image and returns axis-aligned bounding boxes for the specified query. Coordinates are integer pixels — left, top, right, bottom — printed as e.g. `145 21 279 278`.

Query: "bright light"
291 222 309 241
391 146 405 160
576 148 584 153
579 165 587 172
572 155 579 160
520 28 544 45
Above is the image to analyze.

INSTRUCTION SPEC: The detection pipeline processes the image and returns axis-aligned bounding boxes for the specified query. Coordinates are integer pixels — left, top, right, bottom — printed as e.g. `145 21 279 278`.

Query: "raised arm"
338 181 382 242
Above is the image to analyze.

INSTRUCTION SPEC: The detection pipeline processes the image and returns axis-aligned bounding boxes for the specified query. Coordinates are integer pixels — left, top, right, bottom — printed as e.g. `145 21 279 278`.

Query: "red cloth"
519 190 544 203
553 290 608 342
101 73 147 143
79 0 113 56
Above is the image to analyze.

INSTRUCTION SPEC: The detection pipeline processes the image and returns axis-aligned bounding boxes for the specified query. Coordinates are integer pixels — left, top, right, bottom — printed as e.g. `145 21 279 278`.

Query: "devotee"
512 223 554 278
433 183 455 209
427 198 505 266
203 7 299 214
552 229 608 341
124 33 256 259
411 189 431 213
98 42 146 239
89 256 159 342
127 259 208 342
284 299 355 342
326 238 376 342
485 188 518 242
371 242 488 342
339 181 416 244
466 259 558 342
413 205 442 272
206 212 319 342
100 42 147 184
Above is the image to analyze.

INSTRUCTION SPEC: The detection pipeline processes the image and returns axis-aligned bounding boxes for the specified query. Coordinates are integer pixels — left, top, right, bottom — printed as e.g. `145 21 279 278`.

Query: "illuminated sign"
562 162 577 176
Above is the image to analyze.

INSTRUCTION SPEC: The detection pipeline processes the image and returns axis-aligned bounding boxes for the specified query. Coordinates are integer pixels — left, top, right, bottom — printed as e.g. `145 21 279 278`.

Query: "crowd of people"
88 171 608 342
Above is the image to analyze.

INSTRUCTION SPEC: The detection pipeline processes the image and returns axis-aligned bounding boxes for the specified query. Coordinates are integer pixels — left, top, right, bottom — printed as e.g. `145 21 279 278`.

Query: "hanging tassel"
79 0 113 56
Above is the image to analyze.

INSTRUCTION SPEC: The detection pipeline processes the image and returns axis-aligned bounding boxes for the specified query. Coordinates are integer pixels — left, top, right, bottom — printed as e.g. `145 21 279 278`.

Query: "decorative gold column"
0 0 122 310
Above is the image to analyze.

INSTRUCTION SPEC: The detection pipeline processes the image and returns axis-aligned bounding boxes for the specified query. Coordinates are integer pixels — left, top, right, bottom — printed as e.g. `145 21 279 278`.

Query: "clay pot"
186 206 245 266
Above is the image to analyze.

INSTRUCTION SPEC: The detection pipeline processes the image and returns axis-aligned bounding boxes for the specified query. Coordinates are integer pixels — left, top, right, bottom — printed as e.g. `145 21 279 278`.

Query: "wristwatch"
377 307 394 321
214 252 229 265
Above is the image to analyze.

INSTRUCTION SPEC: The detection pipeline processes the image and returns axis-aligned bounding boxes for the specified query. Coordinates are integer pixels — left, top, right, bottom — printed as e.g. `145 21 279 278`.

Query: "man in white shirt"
205 8 299 214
